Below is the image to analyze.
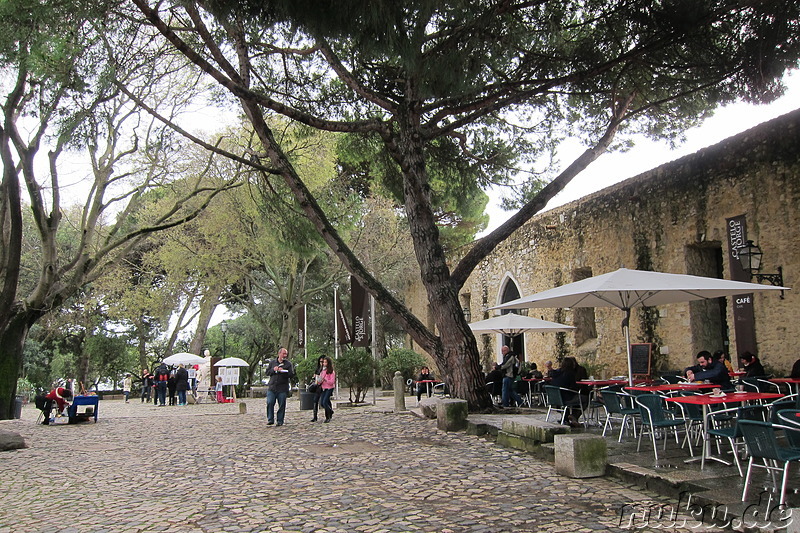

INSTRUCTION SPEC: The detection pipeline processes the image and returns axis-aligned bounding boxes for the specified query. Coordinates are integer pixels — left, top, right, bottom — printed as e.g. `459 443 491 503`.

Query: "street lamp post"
220 320 228 358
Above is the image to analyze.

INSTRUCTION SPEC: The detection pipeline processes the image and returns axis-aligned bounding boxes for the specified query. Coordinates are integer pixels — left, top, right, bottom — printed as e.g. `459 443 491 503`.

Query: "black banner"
351 276 370 347
726 215 757 356
336 293 352 345
297 306 305 348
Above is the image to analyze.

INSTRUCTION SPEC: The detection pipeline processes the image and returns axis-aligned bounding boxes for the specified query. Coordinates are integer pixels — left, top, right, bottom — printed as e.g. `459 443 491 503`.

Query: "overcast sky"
479 70 800 236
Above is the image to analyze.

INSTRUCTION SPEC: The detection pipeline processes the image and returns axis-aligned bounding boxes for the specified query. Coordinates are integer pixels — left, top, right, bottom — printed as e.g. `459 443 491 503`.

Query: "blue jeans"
155 382 167 405
320 388 334 420
266 390 288 424
177 390 187 405
501 376 522 407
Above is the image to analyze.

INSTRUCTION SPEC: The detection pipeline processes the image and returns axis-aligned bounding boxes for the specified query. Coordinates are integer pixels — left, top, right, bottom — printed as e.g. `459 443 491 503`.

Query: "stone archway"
499 277 525 361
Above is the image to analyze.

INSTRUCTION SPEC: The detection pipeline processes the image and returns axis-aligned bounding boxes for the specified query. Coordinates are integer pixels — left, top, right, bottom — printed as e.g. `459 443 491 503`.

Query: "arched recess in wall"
497 275 525 361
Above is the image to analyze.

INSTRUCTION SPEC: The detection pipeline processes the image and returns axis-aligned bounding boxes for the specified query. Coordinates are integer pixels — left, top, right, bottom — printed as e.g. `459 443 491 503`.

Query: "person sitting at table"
523 363 543 380
550 358 585 427
37 386 73 425
739 351 766 378
415 366 436 402
544 360 555 378
713 350 734 374
791 358 800 379
685 351 732 388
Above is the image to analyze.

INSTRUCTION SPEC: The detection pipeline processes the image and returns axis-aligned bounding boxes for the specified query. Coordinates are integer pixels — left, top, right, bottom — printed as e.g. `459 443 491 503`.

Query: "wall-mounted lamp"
737 240 784 299
462 306 471 322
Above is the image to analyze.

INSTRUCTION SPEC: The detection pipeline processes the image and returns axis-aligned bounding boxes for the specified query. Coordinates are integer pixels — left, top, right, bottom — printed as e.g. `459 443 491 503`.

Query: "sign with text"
351 276 370 347
726 215 757 356
219 367 239 386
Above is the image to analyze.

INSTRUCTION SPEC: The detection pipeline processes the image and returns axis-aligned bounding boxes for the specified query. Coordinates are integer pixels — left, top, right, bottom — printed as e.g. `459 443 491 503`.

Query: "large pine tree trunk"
0 316 31 419
391 110 492 409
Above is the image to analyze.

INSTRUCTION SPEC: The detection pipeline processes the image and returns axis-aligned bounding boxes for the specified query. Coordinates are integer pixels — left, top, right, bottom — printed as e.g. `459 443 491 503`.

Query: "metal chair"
485 381 502 405
432 382 450 398
635 394 686 462
544 385 585 426
601 390 638 441
777 410 800 448
659 375 688 385
706 404 769 476
738 420 800 506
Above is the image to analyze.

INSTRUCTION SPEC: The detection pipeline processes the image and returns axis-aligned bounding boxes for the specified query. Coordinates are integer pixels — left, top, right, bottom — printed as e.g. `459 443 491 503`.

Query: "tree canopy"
130 0 800 409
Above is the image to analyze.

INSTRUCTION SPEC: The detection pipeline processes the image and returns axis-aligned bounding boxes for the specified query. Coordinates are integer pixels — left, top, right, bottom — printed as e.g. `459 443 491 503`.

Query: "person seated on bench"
37 387 73 425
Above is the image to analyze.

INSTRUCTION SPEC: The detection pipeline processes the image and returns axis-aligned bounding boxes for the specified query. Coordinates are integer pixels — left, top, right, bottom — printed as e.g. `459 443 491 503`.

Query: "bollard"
238 402 247 415
393 371 406 412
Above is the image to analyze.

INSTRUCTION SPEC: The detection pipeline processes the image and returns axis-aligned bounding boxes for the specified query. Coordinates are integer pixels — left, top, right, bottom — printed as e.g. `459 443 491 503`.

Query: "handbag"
307 383 319 394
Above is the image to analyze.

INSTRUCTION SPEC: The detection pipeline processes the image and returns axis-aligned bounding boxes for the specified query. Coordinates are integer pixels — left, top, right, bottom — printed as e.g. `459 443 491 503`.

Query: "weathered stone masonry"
408 108 800 377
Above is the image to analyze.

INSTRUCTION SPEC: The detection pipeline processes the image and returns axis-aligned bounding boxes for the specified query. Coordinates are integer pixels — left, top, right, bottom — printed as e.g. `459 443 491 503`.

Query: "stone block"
238 402 247 414
496 431 541 453
436 399 468 432
418 398 437 419
0 430 27 451
501 416 571 443
554 433 606 478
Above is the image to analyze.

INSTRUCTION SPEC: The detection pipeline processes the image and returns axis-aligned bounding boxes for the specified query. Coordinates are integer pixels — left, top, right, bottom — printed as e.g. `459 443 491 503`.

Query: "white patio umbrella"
213 357 249 367
162 352 207 366
492 268 789 385
469 312 574 337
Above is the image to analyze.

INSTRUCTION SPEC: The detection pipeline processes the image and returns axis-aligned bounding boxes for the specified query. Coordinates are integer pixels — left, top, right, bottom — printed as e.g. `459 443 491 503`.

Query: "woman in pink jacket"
318 357 336 423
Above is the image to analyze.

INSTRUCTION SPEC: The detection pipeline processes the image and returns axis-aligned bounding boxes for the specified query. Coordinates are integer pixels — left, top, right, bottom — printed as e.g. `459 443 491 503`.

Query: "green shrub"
337 348 376 403
379 348 426 388
293 355 320 387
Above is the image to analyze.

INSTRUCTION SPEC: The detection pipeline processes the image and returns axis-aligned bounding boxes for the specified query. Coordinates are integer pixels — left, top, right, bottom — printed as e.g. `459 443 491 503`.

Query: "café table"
624 383 719 393
521 378 545 407
577 379 630 425
665 391 783 470
769 378 800 401
415 380 439 405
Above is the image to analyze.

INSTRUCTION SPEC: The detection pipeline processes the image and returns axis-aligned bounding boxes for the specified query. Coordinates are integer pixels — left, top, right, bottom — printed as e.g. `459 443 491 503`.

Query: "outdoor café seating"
600 390 638 441
635 393 687 462
705 404 769 476
544 385 586 426
739 419 800 506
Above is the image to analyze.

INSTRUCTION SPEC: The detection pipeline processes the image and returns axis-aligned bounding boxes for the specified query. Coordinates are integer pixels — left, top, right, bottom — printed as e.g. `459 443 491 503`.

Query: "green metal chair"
635 393 686 462
739 420 800 506
601 390 638 441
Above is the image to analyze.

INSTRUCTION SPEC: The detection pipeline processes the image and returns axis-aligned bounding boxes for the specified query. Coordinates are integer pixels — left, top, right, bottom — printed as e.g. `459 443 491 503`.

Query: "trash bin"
299 391 316 410
14 395 23 419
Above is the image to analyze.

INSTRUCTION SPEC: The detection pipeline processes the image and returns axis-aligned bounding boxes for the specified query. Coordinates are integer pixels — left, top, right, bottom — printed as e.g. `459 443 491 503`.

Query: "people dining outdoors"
685 350 732 388
549 357 586 427
739 351 766 377
415 366 437 402
713 350 734 374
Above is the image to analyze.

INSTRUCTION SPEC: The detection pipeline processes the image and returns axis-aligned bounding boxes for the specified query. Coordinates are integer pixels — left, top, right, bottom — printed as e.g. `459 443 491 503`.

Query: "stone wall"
406 108 800 377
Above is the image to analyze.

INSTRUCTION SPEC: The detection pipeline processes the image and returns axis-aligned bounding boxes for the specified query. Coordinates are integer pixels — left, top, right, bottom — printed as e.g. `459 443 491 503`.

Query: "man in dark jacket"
265 347 295 426
685 351 732 388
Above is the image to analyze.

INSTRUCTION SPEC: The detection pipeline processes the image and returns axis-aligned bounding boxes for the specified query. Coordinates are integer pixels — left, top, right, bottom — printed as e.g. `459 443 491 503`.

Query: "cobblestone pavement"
1 398 721 533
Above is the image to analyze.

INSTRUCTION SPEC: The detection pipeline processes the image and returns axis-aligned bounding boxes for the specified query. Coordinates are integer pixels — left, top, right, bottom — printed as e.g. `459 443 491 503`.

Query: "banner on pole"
351 276 370 347
726 214 757 356
336 293 352 345
297 306 305 348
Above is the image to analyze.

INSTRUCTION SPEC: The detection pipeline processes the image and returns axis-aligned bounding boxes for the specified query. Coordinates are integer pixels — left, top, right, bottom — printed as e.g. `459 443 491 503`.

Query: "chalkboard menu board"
630 343 652 376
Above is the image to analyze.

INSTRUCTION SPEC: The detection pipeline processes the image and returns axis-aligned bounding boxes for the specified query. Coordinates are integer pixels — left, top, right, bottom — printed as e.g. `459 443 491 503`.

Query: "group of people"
139 363 194 406
260 348 336 426
684 349 800 386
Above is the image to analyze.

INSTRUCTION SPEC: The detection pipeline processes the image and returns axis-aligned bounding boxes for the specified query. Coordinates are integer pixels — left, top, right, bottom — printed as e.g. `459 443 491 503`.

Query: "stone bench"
554 433 607 478
437 398 468 432
495 416 572 453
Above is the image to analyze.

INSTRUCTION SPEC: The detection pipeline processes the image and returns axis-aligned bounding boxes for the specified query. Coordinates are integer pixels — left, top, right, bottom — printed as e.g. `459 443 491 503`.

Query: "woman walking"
311 356 325 422
318 357 336 423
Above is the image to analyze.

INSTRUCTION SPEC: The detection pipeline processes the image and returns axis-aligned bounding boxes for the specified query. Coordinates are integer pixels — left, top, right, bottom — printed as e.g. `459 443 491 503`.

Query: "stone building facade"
408 109 799 378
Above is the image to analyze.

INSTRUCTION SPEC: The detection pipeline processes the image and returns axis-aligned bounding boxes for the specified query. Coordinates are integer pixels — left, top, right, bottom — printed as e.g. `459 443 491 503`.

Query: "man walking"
500 345 523 407
266 347 295 426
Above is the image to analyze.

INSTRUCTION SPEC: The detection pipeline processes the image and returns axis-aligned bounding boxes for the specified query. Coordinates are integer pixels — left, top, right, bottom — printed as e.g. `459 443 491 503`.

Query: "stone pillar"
238 402 247 415
393 371 406 412
437 398 468 432
554 434 607 478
